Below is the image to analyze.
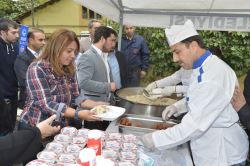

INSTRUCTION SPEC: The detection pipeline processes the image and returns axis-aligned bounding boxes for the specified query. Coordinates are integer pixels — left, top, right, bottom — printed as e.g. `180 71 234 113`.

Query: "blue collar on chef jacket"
193 50 211 83
193 50 211 69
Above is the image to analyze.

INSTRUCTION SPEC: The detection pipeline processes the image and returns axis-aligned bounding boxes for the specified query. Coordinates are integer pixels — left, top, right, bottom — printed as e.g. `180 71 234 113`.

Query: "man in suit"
79 19 102 53
14 28 46 109
76 26 117 130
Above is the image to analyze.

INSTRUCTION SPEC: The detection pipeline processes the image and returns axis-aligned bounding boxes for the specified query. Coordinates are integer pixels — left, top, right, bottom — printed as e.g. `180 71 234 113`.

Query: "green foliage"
0 0 16 18
0 0 47 20
136 28 250 79
105 20 249 79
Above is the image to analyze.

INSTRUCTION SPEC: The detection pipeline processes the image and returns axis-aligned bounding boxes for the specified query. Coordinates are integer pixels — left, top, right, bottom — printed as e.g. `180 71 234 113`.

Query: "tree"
0 0 48 20
0 0 16 18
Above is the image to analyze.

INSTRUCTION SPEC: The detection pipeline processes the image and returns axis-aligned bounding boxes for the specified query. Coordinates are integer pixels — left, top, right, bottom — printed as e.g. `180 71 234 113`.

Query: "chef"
141 20 249 166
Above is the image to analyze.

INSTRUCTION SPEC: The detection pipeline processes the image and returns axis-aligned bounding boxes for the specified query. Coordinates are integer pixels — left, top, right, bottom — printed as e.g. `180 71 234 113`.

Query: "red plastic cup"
87 130 102 156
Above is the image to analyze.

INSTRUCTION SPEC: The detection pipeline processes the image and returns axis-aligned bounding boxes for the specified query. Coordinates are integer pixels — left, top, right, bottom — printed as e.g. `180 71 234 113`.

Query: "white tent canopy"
75 0 250 32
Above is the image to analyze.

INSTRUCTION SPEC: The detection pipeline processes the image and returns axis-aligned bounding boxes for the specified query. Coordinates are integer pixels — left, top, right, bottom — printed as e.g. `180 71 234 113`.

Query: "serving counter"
106 116 194 166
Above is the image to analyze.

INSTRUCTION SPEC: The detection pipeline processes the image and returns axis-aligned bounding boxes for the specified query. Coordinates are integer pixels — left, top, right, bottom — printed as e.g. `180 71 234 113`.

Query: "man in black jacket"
0 114 60 166
14 28 45 109
0 83 60 165
231 70 250 164
231 70 250 129
0 18 19 136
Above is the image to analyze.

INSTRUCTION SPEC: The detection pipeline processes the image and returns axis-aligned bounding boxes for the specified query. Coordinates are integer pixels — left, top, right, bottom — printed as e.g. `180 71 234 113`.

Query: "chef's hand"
150 86 188 97
141 132 156 151
150 86 175 96
162 105 178 120
231 86 246 112
145 82 157 92
36 115 61 139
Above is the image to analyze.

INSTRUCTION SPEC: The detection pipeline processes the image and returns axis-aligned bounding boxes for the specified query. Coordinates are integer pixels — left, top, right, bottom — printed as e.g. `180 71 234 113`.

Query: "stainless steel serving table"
106 118 194 166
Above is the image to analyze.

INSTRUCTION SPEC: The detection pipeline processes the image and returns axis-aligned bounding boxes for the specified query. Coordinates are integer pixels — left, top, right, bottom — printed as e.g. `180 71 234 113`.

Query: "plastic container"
122 143 137 152
26 159 49 166
58 153 76 164
45 142 65 154
123 134 137 143
105 140 120 150
77 128 89 138
106 133 122 141
54 134 71 146
37 150 57 164
102 149 118 161
72 136 87 148
66 144 82 157
61 127 77 137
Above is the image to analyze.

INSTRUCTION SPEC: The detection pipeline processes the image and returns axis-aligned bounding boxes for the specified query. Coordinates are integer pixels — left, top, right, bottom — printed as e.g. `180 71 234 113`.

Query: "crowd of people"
0 17 249 166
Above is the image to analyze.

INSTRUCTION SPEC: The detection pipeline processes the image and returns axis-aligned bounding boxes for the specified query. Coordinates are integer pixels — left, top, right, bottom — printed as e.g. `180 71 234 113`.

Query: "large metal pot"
113 87 181 117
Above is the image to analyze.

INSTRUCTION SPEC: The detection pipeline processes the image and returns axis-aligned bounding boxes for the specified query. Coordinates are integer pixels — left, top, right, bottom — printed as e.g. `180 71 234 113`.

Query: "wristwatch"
74 107 80 120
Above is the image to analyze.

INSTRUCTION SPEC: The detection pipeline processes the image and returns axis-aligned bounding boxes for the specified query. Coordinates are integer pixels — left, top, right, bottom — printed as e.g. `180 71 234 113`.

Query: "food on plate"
92 105 108 115
126 95 177 106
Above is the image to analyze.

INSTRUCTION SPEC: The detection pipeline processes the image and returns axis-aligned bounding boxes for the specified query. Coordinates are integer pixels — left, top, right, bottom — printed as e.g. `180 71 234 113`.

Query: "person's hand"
82 99 110 109
162 105 178 120
110 82 116 92
140 70 147 78
94 101 110 106
145 82 157 92
78 110 102 121
150 86 188 97
141 132 156 151
150 87 175 96
36 115 60 139
231 86 246 112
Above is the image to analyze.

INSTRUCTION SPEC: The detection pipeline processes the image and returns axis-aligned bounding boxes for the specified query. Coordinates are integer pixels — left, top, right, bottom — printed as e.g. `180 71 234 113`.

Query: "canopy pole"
117 10 123 51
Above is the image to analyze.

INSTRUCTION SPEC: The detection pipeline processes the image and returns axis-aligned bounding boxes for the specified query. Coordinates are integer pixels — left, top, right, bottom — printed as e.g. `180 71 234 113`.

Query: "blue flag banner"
19 25 29 54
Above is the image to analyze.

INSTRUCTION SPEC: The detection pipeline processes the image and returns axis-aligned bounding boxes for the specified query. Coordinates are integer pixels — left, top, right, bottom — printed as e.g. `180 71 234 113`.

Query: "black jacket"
0 38 18 98
244 70 250 104
0 127 42 166
238 104 250 130
239 70 250 132
14 48 36 108
115 51 128 88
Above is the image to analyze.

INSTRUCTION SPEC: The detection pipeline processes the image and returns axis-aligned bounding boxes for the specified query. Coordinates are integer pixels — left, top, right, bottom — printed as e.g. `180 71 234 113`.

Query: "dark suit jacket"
241 70 250 135
76 46 113 102
244 70 250 104
14 48 36 108
238 103 250 130
115 51 128 88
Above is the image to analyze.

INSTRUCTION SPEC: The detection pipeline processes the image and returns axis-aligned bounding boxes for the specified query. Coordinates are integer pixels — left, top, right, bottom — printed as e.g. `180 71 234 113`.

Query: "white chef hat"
165 20 198 46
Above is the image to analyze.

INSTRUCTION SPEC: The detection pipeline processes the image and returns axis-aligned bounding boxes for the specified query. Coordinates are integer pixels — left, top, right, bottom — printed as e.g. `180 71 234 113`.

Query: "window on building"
89 9 95 19
96 13 102 19
82 7 102 19
82 6 88 18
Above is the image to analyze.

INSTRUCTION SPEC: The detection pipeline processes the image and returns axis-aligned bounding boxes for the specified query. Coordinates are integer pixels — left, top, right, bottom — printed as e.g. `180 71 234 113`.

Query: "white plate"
91 105 126 121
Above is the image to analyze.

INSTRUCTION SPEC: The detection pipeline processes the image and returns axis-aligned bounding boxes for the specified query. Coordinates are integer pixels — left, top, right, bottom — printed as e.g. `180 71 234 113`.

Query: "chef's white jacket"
152 51 249 166
156 67 192 87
